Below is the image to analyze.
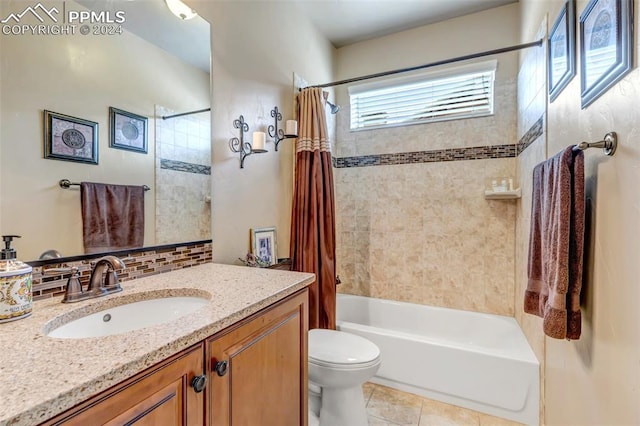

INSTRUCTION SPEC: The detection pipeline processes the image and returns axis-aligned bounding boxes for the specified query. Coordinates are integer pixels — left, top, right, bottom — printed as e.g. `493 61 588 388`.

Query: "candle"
252 131 266 151
285 120 298 136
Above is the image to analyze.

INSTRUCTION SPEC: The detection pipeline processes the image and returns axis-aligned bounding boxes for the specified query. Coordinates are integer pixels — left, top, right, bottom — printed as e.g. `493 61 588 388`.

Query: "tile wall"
514 18 547 422
335 79 518 316
155 106 211 245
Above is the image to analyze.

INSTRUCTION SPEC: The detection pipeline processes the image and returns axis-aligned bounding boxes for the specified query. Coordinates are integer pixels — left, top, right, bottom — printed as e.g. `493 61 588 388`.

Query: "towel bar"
59 179 151 191
572 132 617 156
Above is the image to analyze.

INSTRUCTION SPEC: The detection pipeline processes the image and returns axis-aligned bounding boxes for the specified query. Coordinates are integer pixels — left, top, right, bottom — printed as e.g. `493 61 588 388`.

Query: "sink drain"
103 313 112 322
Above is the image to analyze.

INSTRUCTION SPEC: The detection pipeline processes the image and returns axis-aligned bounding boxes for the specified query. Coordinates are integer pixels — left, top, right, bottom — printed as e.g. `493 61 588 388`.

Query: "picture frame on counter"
579 0 634 108
251 227 277 266
44 110 99 165
109 107 148 154
548 0 576 102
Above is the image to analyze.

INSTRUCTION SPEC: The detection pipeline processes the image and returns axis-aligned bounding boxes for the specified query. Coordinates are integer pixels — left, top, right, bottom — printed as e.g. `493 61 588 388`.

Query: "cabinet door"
43 344 205 426
208 289 308 426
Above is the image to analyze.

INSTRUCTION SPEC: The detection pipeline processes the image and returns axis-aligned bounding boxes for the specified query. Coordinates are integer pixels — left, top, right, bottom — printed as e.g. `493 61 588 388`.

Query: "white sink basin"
46 296 210 339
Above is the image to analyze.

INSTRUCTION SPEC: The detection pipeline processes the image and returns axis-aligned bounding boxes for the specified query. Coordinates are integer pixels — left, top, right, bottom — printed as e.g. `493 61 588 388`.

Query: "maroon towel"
524 147 585 340
80 182 145 254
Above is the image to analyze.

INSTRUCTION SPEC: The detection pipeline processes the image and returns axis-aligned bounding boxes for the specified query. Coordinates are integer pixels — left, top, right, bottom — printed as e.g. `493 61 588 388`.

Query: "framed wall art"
44 110 98 165
251 227 278 266
548 0 576 102
109 107 148 154
579 0 634 108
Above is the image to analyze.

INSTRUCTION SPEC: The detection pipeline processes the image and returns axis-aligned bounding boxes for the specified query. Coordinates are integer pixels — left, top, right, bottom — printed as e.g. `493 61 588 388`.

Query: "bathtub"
336 294 539 425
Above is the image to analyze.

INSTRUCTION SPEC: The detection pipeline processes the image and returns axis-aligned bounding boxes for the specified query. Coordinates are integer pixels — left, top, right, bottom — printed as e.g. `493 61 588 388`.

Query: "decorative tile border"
160 159 211 175
30 241 212 301
334 144 517 168
517 116 544 155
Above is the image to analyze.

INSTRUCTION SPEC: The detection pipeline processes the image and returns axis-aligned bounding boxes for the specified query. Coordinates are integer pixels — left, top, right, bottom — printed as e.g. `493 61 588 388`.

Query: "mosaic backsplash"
160 159 211 175
334 144 517 168
517 116 544 155
30 241 212 301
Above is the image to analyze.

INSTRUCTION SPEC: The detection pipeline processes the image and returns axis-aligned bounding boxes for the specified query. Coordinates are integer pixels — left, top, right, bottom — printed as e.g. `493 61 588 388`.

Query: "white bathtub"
336 294 539 425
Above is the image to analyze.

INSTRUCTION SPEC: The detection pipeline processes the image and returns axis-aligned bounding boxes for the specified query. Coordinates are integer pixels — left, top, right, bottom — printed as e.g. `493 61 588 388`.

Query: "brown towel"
80 182 145 254
524 146 585 340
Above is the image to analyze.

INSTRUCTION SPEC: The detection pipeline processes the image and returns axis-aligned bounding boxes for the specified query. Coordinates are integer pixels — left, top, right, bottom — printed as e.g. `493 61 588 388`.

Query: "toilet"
308 329 381 426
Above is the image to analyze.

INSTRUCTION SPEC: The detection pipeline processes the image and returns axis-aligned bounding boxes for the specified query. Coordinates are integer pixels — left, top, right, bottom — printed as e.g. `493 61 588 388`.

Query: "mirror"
0 0 211 261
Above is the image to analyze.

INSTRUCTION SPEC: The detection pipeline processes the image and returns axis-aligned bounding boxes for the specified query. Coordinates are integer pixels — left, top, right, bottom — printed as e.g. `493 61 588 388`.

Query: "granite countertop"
0 263 314 426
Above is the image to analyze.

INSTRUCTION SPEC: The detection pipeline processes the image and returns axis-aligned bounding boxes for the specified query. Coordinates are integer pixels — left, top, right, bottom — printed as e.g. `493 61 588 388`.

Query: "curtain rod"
162 108 211 120
306 39 544 89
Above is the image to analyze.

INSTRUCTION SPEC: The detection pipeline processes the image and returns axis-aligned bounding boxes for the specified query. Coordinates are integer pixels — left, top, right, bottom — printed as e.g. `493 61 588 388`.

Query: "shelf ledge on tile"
484 188 521 200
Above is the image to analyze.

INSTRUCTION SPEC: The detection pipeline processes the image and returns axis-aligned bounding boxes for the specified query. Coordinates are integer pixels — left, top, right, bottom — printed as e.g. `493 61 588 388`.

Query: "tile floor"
364 382 524 426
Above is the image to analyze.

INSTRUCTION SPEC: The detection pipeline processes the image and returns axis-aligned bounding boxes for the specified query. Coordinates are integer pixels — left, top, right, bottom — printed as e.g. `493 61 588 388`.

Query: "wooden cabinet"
40 288 308 426
43 344 205 426
208 290 308 426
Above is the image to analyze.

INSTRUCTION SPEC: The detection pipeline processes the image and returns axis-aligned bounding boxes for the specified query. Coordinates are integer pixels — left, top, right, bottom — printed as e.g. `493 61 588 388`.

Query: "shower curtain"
290 87 337 330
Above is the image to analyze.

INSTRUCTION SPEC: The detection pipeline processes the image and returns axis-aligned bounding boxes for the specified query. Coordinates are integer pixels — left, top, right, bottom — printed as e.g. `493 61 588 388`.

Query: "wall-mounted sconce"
267 106 298 151
228 115 267 169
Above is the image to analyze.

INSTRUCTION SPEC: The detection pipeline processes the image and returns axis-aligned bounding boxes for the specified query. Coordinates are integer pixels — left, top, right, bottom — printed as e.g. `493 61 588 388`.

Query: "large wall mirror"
0 0 211 262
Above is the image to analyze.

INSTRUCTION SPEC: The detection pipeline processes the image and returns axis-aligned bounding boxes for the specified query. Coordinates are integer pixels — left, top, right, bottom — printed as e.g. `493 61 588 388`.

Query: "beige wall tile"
336 156 517 315
155 106 211 245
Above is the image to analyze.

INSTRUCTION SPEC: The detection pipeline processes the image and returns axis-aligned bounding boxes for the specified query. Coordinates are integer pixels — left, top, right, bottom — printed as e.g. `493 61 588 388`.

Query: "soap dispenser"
0 235 33 322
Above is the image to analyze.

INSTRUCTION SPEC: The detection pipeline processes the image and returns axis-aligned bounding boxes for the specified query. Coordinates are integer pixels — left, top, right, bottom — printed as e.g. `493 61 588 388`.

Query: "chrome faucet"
88 255 126 296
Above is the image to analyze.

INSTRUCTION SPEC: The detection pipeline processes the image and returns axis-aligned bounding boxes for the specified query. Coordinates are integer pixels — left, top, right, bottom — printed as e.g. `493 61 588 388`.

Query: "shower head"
326 101 340 114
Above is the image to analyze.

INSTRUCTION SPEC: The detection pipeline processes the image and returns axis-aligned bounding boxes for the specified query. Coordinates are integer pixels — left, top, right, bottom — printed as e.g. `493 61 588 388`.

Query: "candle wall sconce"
268 106 298 151
229 115 267 169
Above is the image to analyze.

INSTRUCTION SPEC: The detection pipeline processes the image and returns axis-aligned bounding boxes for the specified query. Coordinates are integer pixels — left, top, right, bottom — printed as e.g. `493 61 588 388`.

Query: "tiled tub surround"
335 79 517 158
334 79 517 316
0 263 314 425
514 20 548 425
155 105 212 245
30 241 212 301
335 158 516 316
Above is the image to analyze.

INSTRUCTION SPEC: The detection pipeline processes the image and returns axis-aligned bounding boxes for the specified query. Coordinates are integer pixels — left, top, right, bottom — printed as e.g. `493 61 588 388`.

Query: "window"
349 61 497 131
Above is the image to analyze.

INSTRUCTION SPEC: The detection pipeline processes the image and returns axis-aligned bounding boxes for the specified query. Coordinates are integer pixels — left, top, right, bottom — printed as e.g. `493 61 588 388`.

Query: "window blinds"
349 65 496 130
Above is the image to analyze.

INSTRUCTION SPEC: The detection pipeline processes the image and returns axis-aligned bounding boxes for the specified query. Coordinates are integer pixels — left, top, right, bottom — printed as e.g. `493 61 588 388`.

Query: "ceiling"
77 0 210 72
294 0 518 47
78 0 518 72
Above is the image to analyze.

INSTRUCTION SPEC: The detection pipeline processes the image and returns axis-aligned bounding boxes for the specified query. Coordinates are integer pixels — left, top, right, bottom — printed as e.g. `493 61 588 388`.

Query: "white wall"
518 0 640 424
335 3 520 104
0 0 210 261
193 1 335 264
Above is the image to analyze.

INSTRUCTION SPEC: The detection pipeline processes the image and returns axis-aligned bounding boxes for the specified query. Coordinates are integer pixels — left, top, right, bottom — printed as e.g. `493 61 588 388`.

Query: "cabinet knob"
214 360 228 377
191 374 207 393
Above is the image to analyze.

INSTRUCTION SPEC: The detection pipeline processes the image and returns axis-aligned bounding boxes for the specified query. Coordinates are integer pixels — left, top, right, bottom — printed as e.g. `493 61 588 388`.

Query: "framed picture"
44 110 98 165
579 0 634 109
548 0 576 102
109 107 148 153
251 227 278 266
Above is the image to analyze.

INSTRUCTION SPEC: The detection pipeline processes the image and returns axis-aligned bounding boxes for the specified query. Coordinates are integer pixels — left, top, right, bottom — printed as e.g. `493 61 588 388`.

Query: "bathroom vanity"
0 263 313 426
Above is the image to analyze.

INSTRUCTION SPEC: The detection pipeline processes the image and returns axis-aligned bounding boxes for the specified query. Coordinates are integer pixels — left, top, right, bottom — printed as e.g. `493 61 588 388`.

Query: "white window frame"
348 60 497 131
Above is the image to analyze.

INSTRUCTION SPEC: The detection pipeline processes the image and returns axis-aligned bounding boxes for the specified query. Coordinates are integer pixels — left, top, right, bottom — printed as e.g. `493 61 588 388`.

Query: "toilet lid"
308 329 380 366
